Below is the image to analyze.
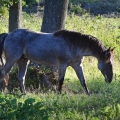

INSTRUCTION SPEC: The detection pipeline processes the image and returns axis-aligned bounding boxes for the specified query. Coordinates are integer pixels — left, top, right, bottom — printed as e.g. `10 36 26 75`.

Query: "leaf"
116 104 120 116
25 98 35 106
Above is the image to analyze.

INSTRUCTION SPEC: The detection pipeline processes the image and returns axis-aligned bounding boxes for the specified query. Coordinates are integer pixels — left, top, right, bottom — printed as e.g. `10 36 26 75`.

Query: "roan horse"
0 29 114 95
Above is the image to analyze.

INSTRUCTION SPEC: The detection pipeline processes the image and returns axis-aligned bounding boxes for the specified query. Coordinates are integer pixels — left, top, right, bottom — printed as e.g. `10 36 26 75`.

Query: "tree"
0 0 22 32
41 0 69 90
41 0 69 33
9 0 22 32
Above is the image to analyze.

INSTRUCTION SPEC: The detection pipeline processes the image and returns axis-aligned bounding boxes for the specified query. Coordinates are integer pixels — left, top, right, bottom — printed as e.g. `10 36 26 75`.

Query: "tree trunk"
9 0 22 32
41 0 69 33
40 0 68 90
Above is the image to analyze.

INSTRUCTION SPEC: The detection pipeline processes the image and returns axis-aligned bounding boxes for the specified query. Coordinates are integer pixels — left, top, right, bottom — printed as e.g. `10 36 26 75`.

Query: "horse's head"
98 47 114 83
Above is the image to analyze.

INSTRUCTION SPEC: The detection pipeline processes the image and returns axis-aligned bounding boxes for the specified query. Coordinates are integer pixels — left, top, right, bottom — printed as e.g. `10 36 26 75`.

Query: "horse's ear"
111 47 115 52
107 47 111 51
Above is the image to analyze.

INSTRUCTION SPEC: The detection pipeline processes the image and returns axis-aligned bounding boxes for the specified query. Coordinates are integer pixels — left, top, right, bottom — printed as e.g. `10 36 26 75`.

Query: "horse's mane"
54 30 107 59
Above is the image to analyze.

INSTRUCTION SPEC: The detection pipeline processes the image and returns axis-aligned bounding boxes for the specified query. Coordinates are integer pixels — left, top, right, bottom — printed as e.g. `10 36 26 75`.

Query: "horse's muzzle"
105 75 113 83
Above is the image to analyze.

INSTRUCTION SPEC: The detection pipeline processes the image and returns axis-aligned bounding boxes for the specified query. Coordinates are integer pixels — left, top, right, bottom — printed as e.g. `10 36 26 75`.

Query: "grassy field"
0 1 120 119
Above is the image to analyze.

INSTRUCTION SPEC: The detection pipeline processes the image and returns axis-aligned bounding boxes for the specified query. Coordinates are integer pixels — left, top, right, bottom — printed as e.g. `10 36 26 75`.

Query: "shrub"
5 65 57 92
24 0 39 5
0 5 8 18
69 3 86 15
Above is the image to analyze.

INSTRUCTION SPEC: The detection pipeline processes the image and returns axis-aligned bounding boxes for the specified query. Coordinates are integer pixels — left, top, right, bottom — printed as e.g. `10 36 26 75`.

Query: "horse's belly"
29 57 57 66
24 48 57 66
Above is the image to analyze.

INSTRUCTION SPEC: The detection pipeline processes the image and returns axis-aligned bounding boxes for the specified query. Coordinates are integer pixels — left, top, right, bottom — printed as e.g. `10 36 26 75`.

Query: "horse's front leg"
0 64 13 92
72 64 90 95
58 63 67 94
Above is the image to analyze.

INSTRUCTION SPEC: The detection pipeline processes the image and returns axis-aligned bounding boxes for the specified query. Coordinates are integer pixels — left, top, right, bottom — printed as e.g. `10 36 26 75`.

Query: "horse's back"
4 29 71 66
23 31 70 65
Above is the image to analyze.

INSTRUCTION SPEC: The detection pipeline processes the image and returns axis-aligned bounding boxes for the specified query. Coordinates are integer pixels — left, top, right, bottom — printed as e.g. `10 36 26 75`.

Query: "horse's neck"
80 46 106 61
80 50 92 56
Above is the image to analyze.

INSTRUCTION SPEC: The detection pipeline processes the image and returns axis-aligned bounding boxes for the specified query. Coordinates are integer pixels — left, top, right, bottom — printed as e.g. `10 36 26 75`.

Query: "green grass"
0 5 120 119
1 85 120 119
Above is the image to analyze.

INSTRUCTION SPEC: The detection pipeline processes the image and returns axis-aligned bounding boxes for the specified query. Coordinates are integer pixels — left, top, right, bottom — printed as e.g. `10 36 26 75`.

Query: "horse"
0 29 114 95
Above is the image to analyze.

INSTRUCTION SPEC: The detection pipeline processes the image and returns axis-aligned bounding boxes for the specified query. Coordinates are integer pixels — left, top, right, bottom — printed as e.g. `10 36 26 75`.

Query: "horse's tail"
0 33 8 67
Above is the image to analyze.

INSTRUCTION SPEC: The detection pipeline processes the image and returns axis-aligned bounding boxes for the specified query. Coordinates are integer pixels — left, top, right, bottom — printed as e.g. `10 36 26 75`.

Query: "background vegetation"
0 0 120 119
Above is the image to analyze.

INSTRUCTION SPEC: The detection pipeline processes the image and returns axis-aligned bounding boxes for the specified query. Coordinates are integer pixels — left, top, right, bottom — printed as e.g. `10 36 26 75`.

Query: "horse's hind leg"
0 71 6 92
58 63 67 93
17 58 28 93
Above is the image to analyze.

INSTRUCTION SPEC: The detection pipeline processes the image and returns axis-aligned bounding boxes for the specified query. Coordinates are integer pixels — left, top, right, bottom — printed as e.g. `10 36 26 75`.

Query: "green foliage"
0 93 52 119
22 12 42 31
1 90 120 119
24 0 39 5
0 5 8 18
69 3 87 15
6 65 43 92
5 65 56 92
0 0 19 7
0 0 26 7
